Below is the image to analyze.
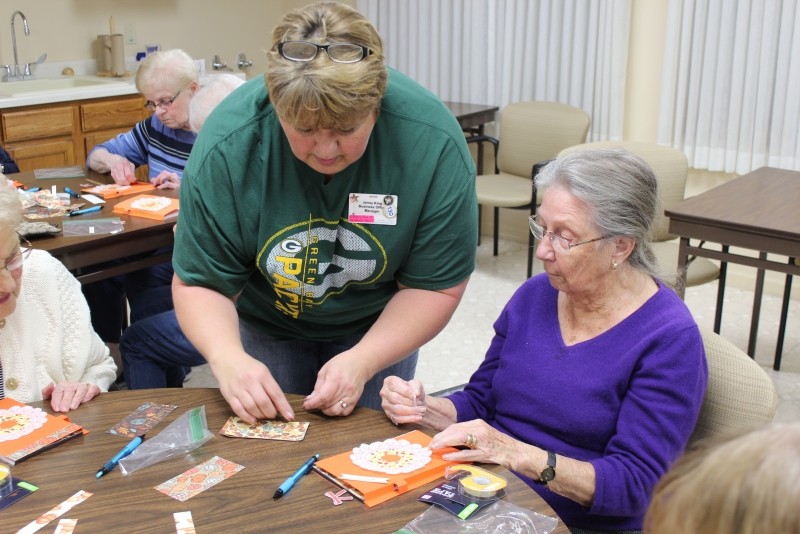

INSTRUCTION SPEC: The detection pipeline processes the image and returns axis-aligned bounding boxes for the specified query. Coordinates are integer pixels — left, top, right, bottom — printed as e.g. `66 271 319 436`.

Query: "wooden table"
444 101 499 174
16 169 177 285
666 167 800 368
3 390 567 534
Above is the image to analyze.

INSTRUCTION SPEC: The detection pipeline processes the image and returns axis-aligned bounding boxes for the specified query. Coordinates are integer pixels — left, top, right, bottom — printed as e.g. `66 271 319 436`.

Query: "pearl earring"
611 262 618 270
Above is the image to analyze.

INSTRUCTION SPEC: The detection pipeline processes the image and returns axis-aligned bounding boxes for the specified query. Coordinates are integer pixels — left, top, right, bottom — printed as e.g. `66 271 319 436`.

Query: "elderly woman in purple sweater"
381 148 708 533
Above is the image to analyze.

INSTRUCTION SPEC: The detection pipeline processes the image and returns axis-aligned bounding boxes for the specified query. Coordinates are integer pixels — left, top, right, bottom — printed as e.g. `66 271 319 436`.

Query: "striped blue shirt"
87 114 196 180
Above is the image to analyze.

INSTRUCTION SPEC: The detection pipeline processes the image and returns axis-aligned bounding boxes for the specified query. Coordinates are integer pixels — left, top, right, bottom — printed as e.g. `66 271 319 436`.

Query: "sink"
0 76 130 97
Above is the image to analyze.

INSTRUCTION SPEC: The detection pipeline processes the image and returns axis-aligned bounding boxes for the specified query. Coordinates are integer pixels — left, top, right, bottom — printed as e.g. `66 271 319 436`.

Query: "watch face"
540 466 555 483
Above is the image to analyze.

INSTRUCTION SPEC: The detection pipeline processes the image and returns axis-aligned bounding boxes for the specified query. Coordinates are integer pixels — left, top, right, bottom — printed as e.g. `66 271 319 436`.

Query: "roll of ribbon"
0 461 12 498
110 34 125 76
445 464 508 499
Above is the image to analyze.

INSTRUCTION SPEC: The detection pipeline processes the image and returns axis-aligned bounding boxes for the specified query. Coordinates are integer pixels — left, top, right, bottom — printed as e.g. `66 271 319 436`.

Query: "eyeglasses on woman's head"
528 215 610 255
1 234 32 273
278 41 372 64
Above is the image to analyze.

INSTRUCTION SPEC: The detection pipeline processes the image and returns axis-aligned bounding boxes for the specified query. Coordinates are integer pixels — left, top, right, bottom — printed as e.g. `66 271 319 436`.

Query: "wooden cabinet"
0 94 147 175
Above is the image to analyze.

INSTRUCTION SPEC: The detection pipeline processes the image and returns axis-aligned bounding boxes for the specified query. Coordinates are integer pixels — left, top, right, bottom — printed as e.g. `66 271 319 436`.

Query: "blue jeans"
240 320 418 411
120 306 203 389
82 250 174 343
121 317 418 410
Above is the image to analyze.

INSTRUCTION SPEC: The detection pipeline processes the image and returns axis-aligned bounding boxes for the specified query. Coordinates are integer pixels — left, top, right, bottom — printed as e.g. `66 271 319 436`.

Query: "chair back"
558 140 688 241
497 101 590 178
689 325 778 447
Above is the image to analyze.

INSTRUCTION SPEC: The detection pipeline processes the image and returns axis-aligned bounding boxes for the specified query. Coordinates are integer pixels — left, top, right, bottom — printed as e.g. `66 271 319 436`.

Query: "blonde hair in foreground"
265 2 387 130
644 422 800 534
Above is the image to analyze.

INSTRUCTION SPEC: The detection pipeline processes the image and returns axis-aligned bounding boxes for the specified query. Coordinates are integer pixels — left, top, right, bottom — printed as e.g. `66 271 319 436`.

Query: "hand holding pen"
273 453 319 499
96 435 144 479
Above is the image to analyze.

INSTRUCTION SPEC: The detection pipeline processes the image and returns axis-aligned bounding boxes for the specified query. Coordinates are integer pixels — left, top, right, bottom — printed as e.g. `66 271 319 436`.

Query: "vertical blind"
357 0 631 141
658 0 800 174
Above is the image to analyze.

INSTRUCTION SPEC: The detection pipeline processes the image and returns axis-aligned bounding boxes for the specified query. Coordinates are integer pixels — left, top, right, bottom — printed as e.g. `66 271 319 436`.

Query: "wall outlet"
125 23 136 45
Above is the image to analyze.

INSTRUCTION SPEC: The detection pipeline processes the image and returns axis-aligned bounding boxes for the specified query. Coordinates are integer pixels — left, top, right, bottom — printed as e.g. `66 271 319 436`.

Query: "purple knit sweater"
449 273 707 531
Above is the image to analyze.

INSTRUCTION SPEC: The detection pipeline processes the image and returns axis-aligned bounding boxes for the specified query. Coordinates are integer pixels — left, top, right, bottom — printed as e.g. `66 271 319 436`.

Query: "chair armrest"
466 135 500 174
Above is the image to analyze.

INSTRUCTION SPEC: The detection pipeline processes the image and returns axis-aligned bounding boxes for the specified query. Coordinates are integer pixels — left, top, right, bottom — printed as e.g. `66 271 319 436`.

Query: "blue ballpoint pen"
67 205 102 217
273 453 320 499
64 187 81 198
96 435 144 479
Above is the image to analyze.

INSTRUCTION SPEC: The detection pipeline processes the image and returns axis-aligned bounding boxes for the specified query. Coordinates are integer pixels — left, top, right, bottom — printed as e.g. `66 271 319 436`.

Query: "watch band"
534 450 557 486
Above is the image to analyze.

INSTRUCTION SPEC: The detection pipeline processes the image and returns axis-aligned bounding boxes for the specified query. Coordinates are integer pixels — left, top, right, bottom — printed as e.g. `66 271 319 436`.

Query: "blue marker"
67 205 102 217
64 187 81 198
96 435 144 479
26 187 40 193
273 453 320 499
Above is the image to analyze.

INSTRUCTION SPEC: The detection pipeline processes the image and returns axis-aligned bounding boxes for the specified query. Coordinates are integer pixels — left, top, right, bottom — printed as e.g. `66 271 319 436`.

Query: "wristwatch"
535 450 556 486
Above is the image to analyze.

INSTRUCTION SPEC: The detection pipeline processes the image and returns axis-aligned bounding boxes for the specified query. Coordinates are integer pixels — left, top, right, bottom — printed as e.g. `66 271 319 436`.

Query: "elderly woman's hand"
429 419 525 469
151 171 181 190
41 382 101 413
108 156 138 186
380 376 426 425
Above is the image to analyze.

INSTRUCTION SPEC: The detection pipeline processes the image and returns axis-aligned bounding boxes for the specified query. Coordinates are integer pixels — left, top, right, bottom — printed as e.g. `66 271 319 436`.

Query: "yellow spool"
445 464 507 499
0 462 12 498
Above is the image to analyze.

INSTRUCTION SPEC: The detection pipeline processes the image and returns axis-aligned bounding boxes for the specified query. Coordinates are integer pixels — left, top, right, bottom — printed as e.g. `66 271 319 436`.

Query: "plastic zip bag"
119 406 213 476
396 499 560 534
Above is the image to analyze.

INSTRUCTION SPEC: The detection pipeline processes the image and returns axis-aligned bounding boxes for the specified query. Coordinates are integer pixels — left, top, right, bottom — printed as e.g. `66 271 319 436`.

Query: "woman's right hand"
211 351 295 424
380 376 426 425
108 156 137 185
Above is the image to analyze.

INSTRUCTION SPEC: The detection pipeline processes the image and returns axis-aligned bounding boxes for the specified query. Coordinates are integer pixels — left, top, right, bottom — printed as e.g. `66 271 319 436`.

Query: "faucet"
10 11 29 79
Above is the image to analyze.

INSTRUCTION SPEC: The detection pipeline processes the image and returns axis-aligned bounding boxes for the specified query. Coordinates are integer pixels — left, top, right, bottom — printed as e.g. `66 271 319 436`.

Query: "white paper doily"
350 438 432 474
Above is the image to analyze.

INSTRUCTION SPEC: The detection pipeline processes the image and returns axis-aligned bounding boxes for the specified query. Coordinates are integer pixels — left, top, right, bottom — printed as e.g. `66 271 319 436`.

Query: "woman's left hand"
41 382 101 413
151 171 181 190
303 350 369 417
428 419 522 468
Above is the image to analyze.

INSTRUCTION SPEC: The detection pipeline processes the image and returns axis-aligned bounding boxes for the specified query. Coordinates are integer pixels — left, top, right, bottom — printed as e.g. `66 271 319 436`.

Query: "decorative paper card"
174 511 196 534
0 398 87 464
154 456 244 502
315 430 460 507
16 490 92 534
112 194 179 221
107 402 178 437
219 417 310 441
81 182 155 199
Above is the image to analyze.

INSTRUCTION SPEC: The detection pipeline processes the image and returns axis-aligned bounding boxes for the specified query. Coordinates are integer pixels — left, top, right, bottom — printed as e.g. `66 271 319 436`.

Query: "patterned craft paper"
155 456 244 502
219 416 310 441
174 511 196 534
53 518 77 534
107 402 178 437
17 490 92 534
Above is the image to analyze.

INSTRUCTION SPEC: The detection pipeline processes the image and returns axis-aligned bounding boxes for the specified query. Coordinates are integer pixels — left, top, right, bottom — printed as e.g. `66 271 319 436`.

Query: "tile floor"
186 238 799 423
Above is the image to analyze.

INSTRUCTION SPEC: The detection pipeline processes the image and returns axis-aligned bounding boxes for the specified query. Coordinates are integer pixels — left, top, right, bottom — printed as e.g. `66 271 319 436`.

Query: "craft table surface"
4 389 568 534
16 169 177 285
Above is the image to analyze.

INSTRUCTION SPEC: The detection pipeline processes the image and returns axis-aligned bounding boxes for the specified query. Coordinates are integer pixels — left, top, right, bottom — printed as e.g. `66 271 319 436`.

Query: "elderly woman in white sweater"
0 182 116 411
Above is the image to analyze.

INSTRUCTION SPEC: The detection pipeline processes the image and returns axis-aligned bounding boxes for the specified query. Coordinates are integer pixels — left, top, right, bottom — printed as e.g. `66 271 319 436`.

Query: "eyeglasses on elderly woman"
528 215 610 255
1 234 33 273
278 41 372 64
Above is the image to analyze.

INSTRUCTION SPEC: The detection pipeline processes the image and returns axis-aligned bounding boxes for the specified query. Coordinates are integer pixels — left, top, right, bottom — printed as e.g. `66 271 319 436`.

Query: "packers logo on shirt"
257 218 388 319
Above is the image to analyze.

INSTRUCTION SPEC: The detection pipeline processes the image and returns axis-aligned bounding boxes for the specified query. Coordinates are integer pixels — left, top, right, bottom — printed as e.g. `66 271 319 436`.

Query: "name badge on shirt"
348 193 398 225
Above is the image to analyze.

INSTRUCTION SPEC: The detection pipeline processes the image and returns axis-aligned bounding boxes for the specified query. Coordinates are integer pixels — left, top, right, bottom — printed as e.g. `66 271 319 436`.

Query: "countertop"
0 77 139 109
0 59 247 109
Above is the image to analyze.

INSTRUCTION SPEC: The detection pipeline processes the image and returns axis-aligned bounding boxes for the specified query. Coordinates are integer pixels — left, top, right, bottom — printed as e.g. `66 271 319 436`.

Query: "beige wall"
0 0 791 298
0 0 353 78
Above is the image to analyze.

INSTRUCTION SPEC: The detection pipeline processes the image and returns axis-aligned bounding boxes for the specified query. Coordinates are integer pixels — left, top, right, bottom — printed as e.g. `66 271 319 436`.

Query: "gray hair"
135 49 199 94
189 74 245 133
0 181 23 233
535 148 664 284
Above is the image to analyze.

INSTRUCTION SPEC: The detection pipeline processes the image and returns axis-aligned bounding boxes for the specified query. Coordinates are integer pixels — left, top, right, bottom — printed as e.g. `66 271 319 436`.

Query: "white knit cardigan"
0 249 117 402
